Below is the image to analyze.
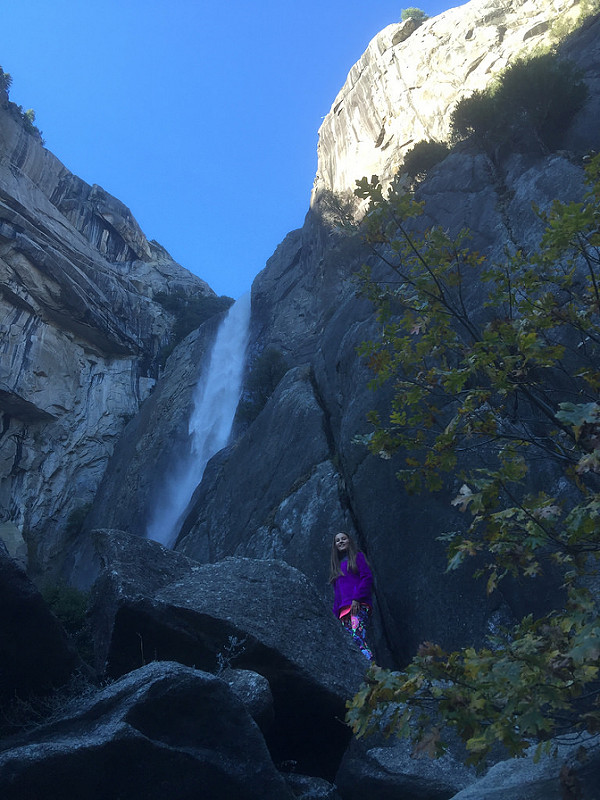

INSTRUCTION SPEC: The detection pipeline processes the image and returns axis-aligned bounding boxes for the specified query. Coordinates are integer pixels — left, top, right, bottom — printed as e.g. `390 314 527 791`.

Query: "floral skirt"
340 605 374 661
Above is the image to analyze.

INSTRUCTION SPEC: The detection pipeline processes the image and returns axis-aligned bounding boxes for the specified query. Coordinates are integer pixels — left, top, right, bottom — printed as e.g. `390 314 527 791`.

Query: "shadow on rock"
85 529 368 780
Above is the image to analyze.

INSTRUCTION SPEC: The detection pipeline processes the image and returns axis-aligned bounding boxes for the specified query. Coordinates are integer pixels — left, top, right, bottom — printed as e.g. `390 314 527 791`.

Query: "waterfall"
145 292 251 547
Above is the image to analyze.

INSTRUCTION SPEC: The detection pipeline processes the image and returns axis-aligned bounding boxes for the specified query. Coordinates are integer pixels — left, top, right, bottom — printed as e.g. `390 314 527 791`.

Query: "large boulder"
335 735 476 800
0 661 294 800
85 529 367 779
0 541 81 707
448 734 600 800
220 667 275 734
285 773 342 799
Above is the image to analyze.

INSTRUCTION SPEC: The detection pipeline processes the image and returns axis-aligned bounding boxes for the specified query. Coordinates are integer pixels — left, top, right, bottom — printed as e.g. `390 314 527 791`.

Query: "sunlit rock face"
313 0 583 200
0 88 214 572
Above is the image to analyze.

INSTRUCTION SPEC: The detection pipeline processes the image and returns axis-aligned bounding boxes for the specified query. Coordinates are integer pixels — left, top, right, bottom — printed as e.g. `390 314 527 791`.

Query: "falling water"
145 292 251 547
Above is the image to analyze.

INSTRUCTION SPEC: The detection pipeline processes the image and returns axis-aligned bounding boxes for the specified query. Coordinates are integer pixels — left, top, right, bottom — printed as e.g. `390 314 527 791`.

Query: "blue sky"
2 1 455 298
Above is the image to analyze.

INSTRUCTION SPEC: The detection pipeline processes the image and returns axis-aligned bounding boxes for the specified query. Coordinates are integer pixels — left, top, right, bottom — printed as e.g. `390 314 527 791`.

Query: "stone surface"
312 0 585 199
0 85 216 574
285 773 342 799
336 735 476 800
0 661 294 800
80 313 224 548
0 541 80 705
220 668 275 734
448 734 600 800
85 529 367 779
0 521 26 563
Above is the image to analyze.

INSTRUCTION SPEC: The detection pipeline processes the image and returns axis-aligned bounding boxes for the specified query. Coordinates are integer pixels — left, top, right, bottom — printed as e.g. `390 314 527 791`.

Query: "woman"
330 531 374 661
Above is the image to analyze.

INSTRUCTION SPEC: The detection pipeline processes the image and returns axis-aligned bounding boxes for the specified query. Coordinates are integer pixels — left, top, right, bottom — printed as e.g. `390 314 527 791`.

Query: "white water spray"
146 292 251 547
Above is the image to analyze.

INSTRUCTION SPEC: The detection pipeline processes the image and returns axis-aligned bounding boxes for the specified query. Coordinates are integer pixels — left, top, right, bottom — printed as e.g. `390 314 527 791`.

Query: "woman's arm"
355 552 373 600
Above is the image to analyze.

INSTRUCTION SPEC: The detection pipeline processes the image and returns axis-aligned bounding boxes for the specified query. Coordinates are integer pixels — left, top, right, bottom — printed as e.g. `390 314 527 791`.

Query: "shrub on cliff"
402 140 451 185
42 581 93 665
0 65 44 140
451 52 588 152
0 66 12 95
450 89 502 150
347 156 600 764
401 7 428 25
237 347 289 424
155 291 233 362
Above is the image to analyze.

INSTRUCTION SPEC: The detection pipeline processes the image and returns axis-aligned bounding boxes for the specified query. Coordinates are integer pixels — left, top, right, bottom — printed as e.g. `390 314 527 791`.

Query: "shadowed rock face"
336 734 476 800
0 540 81 705
0 661 295 800
449 734 600 800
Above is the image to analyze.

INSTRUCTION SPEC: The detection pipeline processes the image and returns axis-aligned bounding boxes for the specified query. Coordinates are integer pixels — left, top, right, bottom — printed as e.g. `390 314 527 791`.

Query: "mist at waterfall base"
146 294 251 548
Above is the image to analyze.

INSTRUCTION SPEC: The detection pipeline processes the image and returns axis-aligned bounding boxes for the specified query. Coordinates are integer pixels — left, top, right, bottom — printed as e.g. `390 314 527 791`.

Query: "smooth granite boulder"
335 735 476 800
0 661 293 800
448 734 600 800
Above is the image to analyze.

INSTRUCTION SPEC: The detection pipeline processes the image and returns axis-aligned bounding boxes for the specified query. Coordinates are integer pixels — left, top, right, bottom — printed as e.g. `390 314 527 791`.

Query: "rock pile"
2 533 600 798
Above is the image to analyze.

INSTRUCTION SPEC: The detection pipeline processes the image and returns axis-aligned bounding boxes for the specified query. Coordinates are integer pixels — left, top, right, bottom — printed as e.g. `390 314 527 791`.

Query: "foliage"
348 155 600 763
0 671 99 739
41 581 94 664
498 53 588 149
401 7 428 25
450 89 502 150
0 65 43 141
402 140 451 186
451 52 588 152
237 346 289 424
65 503 91 539
42 581 89 636
22 107 36 128
155 291 234 362
216 635 247 675
0 66 12 94
8 102 44 141
548 0 600 45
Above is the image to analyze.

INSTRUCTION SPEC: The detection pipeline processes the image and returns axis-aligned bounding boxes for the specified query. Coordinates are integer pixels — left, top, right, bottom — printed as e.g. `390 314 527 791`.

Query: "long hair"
329 532 359 583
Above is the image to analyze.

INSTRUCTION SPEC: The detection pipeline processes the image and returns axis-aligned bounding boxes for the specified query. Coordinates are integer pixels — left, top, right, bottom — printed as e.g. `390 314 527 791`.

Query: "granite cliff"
2 0 600 796
83 0 600 664
0 79 222 570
